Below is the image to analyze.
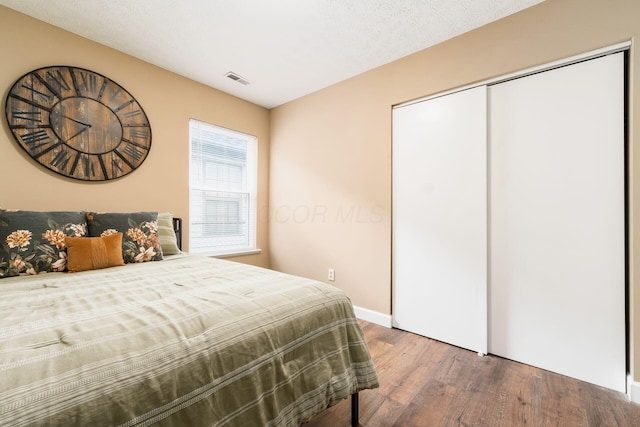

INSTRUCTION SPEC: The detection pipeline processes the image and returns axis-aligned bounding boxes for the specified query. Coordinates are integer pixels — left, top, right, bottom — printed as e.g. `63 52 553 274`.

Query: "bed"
0 211 378 426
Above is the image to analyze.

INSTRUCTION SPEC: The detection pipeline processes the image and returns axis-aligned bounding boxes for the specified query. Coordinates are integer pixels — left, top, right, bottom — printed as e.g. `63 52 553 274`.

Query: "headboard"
172 217 182 251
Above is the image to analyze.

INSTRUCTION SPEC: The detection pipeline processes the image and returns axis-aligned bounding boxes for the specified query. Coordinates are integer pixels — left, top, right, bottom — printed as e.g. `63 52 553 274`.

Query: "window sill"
197 248 262 258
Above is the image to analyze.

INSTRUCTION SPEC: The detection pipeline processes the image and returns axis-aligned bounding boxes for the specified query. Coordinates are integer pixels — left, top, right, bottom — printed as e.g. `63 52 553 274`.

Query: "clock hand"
58 114 92 143
61 115 92 128
64 125 90 143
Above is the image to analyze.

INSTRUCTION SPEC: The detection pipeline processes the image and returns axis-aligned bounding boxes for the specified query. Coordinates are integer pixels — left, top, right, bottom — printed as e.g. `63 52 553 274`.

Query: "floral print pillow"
0 209 87 278
86 212 163 263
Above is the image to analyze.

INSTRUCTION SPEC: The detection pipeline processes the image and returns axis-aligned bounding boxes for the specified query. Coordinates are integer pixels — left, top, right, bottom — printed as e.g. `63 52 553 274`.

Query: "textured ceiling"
0 0 543 108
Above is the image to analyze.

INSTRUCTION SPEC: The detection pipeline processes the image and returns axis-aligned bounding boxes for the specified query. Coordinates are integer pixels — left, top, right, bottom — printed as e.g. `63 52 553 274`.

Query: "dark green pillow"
86 212 163 263
0 209 87 278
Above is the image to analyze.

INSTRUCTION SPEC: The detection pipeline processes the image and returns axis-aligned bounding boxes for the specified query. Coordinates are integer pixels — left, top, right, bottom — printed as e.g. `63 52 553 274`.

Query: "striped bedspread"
0 255 379 426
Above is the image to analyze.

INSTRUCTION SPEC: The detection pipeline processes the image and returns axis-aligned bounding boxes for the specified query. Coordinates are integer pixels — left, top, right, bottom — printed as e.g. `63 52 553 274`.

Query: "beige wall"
4 0 640 382
269 0 640 380
0 6 270 267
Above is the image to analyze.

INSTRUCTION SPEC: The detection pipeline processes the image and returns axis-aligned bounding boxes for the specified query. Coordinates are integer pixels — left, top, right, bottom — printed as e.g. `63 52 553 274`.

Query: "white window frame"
189 119 258 256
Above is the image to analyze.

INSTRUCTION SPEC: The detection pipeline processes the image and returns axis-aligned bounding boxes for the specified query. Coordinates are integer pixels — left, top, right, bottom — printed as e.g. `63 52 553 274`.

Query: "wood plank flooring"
304 321 640 426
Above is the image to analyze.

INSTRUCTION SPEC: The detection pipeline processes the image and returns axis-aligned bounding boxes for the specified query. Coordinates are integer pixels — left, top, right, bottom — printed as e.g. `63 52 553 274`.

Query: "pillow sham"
86 212 163 263
157 212 181 255
65 233 125 272
0 209 87 278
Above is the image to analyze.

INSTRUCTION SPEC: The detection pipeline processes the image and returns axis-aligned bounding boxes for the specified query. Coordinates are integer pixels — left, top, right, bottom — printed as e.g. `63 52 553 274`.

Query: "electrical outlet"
328 268 335 281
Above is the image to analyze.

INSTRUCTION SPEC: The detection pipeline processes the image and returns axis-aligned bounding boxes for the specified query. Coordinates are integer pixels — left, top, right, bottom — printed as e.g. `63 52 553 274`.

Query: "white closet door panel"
489 53 625 391
393 86 487 353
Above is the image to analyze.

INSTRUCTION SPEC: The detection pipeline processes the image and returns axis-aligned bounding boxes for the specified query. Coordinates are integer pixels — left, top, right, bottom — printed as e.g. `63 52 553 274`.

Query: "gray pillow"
86 212 163 263
0 209 87 278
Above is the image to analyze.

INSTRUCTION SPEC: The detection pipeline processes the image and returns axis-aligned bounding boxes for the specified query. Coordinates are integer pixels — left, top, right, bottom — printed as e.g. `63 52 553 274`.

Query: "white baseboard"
628 375 640 403
353 305 392 328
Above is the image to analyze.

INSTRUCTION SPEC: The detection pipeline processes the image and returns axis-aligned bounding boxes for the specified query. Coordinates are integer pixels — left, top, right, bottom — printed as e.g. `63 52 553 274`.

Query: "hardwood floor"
304 321 640 427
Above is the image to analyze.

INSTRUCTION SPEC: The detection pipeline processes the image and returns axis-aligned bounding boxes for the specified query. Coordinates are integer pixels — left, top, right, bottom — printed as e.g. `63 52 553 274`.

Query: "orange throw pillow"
65 233 125 272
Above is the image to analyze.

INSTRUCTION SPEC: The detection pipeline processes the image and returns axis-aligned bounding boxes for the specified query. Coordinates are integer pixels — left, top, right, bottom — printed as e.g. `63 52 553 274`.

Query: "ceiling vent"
225 72 250 85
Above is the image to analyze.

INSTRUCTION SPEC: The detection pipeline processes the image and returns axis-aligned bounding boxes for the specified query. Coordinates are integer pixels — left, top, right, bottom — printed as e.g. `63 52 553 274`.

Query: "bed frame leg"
351 393 359 426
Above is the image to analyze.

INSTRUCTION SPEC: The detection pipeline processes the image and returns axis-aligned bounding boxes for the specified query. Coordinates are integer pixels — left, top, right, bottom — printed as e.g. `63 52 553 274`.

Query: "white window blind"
189 119 257 255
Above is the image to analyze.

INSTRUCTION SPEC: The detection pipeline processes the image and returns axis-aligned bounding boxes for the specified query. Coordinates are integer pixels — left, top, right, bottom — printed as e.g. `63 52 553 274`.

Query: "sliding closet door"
489 53 625 391
393 86 487 354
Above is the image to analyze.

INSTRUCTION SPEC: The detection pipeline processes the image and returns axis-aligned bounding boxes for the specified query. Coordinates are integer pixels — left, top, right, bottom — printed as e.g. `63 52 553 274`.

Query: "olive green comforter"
0 255 378 426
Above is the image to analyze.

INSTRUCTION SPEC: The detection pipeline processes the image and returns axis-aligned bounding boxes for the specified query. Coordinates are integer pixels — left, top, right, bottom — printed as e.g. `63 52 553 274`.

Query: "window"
189 119 257 255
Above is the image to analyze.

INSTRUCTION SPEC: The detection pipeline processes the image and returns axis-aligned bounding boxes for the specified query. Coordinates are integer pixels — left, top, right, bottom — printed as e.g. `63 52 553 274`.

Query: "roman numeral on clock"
50 148 72 171
79 71 97 93
12 110 41 122
20 129 49 146
130 129 149 140
111 158 124 174
82 155 96 178
46 70 71 92
123 109 142 119
123 143 144 162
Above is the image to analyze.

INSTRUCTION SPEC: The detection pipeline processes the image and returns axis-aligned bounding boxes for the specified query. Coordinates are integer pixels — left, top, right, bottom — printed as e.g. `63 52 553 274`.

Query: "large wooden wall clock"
5 66 151 181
